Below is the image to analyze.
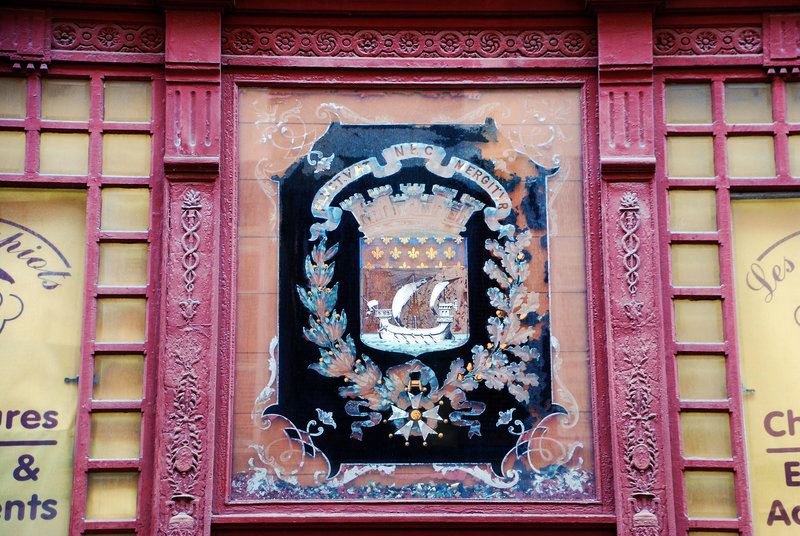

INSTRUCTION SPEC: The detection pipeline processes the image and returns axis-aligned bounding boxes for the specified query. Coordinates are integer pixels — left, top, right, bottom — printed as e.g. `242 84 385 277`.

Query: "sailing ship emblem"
342 183 482 356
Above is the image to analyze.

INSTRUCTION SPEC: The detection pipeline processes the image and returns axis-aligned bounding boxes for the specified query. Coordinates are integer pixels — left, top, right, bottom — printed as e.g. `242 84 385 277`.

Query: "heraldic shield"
347 184 475 356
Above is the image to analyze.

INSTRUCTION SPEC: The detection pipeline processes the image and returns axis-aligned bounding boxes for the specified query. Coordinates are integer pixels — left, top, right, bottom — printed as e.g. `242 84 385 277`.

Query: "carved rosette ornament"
222 27 597 58
653 26 762 56
51 21 164 53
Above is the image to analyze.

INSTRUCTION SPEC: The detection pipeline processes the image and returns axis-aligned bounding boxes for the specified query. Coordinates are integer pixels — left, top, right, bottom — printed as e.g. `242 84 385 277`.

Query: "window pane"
727 136 775 178
681 412 732 458
685 471 738 519
102 134 152 176
232 87 594 501
0 78 26 118
40 132 89 175
104 81 152 122
41 79 90 121
666 84 712 124
93 355 144 400
731 198 800 531
668 190 717 232
90 412 142 459
0 188 87 535
789 135 800 177
674 299 724 343
85 472 138 520
667 136 715 178
725 83 772 124
677 354 728 400
671 244 720 287
787 82 800 123
96 298 147 343
100 188 150 232
98 243 149 287
0 131 25 173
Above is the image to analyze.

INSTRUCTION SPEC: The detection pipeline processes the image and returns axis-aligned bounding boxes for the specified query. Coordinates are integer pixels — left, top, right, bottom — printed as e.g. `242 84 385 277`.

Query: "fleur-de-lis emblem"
408 247 419 259
390 247 402 260
443 246 456 259
371 248 384 260
399 237 410 244
426 247 438 260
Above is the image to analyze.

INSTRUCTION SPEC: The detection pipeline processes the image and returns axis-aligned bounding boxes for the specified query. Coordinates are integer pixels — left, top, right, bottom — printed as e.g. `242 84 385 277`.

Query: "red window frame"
655 70 800 536
210 70 615 530
0 62 165 534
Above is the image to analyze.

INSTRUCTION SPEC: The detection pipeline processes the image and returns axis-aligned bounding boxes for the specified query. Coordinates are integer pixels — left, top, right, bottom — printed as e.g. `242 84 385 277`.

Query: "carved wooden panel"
602 184 673 536
165 84 221 164
153 186 217 536
599 84 655 167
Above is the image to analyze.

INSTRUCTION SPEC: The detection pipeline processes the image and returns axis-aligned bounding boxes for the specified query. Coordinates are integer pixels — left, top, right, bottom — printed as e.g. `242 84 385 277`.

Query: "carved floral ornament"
653 26 762 56
221 27 597 58
51 21 164 53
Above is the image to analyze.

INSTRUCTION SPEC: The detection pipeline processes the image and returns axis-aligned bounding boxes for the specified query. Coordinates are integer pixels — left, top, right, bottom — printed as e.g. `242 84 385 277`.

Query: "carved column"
152 6 224 536
591 6 677 536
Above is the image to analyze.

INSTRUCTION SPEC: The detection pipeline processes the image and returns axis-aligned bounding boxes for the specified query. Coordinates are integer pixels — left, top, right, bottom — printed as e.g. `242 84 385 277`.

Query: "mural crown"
340 183 485 238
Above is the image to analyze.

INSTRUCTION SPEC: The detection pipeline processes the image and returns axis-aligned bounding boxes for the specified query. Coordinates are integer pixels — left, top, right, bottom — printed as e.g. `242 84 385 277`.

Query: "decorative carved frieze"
221 27 597 58
653 26 762 56
51 21 164 53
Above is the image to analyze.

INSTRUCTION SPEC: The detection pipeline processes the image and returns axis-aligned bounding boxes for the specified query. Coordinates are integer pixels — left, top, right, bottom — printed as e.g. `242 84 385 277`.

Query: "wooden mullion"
96 287 148 297
90 401 144 411
671 287 723 298
87 459 142 471
682 459 737 470
679 401 731 411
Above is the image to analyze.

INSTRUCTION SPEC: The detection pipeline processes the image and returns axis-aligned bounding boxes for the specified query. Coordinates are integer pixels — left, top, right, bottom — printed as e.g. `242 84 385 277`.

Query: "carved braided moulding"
619 193 643 322
222 27 597 58
654 26 762 56
51 21 164 53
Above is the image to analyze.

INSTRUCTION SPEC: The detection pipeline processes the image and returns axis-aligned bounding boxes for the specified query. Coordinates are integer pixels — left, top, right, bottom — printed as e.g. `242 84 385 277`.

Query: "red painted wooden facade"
2 0 800 534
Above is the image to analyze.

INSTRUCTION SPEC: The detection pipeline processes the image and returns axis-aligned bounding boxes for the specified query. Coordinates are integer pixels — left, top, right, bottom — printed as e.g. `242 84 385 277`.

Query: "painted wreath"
297 222 546 443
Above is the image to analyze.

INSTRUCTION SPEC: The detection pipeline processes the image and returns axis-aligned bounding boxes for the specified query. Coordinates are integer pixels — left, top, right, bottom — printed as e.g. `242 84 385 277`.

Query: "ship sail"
428 281 450 315
391 279 426 325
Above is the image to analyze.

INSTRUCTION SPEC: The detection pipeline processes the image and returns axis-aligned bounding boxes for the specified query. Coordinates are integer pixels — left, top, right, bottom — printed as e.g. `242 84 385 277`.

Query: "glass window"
232 88 594 501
